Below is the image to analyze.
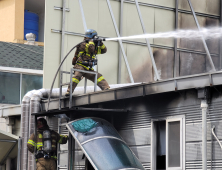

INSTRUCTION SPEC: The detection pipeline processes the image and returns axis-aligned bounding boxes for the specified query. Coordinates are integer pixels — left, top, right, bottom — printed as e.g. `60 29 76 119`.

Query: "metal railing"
59 68 98 109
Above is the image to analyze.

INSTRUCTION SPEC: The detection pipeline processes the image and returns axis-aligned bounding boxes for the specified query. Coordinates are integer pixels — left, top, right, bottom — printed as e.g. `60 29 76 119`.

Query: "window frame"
0 67 43 104
151 115 185 170
166 116 185 170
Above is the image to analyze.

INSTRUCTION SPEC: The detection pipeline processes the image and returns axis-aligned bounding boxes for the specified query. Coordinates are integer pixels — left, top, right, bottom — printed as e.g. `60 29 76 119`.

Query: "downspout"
20 90 36 170
201 100 208 170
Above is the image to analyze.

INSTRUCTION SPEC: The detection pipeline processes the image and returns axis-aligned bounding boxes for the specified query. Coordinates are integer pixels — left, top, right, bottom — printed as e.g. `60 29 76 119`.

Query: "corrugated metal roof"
0 41 43 70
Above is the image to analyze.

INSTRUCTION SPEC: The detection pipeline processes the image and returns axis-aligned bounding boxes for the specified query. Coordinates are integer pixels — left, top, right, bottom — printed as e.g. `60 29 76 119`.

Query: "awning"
66 118 145 170
0 130 19 165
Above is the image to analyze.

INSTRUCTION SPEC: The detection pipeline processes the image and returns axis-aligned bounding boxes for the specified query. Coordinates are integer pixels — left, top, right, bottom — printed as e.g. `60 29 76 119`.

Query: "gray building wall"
51 87 222 169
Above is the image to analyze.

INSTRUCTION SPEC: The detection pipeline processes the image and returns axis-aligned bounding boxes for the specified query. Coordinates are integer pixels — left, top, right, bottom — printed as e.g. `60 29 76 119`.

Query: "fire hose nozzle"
85 38 106 43
93 38 106 42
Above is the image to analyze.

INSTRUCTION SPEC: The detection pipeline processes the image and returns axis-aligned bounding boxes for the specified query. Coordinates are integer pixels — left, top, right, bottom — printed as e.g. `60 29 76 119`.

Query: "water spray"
104 27 222 42
47 27 221 111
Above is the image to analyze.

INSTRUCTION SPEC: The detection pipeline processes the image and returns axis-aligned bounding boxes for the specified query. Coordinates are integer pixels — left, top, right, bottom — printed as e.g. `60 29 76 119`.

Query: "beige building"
43 0 221 89
0 0 45 46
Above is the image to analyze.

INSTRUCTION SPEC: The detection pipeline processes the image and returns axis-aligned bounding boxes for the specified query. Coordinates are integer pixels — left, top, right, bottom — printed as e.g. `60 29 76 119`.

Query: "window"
21 74 43 99
0 71 42 104
0 72 20 104
152 116 185 170
166 118 184 170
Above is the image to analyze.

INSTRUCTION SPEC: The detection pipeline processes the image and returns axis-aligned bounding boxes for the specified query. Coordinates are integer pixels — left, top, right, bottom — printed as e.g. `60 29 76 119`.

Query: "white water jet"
105 27 222 41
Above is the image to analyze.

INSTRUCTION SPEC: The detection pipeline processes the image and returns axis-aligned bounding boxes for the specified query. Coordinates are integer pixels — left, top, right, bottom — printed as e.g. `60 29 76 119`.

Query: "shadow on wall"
127 58 153 83
153 49 174 80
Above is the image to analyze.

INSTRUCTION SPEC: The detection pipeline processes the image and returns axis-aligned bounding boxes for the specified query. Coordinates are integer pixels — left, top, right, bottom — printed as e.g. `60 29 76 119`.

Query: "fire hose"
46 38 105 111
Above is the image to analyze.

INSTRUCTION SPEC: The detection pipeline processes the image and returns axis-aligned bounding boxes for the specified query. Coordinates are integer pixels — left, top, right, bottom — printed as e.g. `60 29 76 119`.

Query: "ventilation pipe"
201 99 208 170
24 33 38 46
20 83 138 170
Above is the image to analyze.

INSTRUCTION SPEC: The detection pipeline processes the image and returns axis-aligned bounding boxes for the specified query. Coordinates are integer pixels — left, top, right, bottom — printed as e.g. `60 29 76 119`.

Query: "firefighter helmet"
37 118 48 129
85 29 97 39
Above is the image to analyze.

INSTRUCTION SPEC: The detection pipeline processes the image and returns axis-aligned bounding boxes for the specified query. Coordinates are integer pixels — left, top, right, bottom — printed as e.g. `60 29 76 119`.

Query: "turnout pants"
67 64 110 93
36 158 56 170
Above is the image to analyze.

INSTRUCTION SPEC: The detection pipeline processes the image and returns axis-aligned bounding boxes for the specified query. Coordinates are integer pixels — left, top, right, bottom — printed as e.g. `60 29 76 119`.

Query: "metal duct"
21 83 138 170
21 90 36 170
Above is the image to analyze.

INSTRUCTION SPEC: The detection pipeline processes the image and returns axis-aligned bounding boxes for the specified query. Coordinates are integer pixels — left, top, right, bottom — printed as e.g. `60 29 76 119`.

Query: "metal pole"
59 71 63 110
106 0 134 83
220 0 222 70
84 78 87 94
134 0 160 81
60 0 66 70
69 68 73 108
57 118 61 170
68 132 71 170
201 99 208 170
174 0 178 77
187 0 216 72
17 138 21 170
118 0 123 84
20 73 22 104
78 0 87 32
94 74 97 92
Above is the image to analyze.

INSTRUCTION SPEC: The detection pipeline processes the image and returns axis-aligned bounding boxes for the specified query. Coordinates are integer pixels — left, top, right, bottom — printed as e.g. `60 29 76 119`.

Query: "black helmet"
37 118 48 129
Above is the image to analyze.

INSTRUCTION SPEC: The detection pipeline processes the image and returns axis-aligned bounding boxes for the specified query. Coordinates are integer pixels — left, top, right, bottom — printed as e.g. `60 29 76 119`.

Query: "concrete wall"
0 118 7 132
0 0 24 43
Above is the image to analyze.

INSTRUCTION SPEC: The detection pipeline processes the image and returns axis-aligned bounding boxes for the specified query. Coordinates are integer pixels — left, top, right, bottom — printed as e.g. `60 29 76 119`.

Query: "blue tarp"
72 118 97 133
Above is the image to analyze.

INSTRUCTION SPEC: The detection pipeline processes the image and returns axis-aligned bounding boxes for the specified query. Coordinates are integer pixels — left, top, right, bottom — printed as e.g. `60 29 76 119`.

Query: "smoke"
106 27 222 41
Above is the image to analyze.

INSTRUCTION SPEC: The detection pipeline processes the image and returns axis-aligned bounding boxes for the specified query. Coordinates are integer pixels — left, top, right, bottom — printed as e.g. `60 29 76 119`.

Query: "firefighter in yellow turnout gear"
65 29 110 96
27 118 68 170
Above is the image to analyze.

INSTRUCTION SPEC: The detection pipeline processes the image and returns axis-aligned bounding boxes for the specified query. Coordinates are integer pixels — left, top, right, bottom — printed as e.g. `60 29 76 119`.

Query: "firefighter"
27 118 68 170
65 29 110 96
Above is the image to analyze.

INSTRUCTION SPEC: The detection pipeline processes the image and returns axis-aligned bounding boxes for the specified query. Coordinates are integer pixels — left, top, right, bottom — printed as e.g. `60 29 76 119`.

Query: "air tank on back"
24 10 39 41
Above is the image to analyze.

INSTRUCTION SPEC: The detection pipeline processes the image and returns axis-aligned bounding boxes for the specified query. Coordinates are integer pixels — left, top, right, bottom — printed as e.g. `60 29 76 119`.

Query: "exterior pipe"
17 138 21 170
118 0 123 84
201 100 208 170
21 83 137 170
20 90 36 170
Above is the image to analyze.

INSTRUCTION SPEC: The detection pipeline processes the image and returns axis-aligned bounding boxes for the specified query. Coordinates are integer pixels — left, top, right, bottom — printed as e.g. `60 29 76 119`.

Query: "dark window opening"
155 121 166 170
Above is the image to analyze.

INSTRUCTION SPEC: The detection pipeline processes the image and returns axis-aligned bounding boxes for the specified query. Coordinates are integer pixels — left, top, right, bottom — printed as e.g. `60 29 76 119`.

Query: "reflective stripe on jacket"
75 40 107 69
27 129 68 159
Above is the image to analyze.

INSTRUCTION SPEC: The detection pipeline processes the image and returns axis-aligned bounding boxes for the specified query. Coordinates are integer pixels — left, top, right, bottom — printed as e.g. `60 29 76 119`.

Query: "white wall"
0 118 7 132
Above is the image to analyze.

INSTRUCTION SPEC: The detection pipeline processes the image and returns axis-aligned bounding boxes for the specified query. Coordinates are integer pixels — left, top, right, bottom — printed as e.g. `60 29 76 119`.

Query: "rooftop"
0 41 43 70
